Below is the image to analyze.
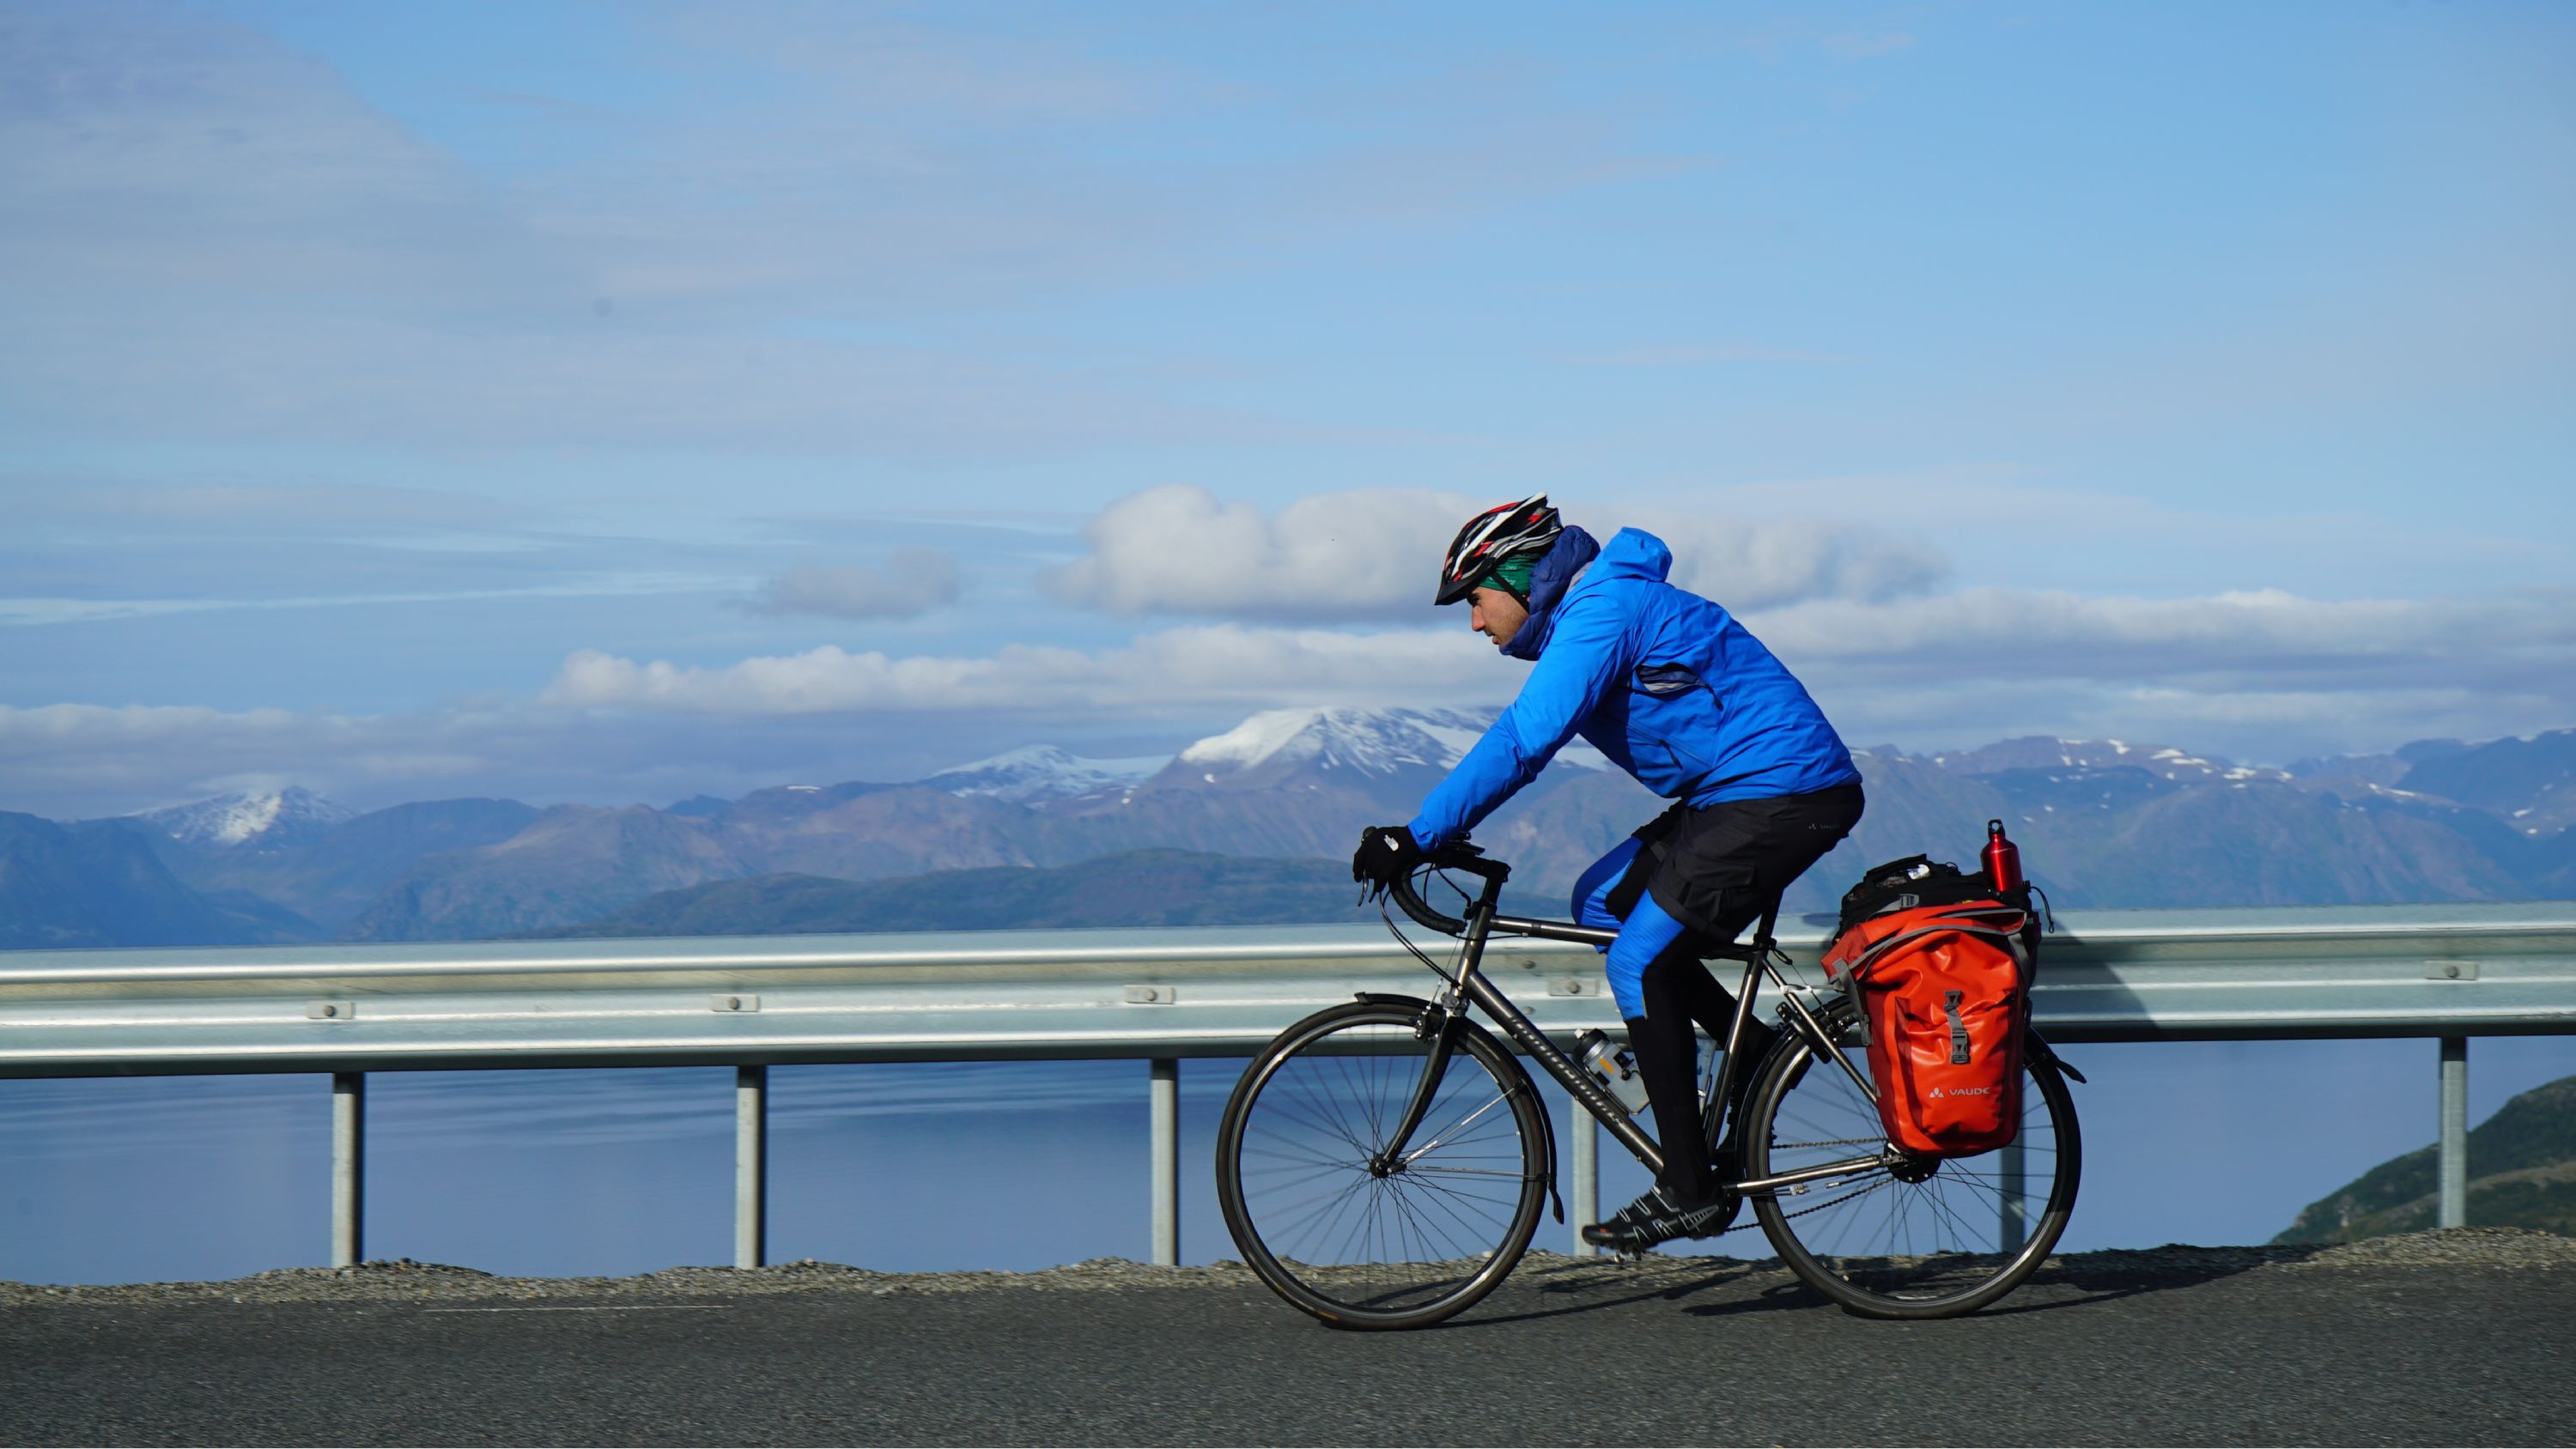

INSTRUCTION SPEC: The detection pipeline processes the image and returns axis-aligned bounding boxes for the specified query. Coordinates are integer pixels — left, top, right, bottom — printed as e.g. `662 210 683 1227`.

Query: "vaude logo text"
1928 1085 1996 1100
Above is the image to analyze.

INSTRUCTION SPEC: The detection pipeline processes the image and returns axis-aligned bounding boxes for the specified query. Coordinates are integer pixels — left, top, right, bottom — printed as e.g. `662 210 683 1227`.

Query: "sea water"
1 1038 2570 1284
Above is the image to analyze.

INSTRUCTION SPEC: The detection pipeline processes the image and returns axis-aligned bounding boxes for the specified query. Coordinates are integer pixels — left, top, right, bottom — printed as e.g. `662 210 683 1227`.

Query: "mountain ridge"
2276 1074 2576 1242
13 712 2573 948
524 850 1363 937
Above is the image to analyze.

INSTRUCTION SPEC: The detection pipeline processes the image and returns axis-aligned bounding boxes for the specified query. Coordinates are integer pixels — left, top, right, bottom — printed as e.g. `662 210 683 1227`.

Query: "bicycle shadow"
1434 1240 2333 1328
1675 1242 2332 1321
1438 1254 1771 1329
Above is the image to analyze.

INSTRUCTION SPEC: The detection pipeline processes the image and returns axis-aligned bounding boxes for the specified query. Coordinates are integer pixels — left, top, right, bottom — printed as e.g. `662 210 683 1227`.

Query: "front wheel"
1745 1001 2081 1319
1216 1001 1549 1331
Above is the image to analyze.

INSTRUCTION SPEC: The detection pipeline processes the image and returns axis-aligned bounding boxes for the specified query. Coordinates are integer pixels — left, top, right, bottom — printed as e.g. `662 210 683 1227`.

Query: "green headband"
1479 550 1538 603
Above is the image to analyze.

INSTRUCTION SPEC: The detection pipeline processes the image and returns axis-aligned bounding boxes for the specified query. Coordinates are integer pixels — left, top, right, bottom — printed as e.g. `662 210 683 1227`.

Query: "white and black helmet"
1435 494 1563 605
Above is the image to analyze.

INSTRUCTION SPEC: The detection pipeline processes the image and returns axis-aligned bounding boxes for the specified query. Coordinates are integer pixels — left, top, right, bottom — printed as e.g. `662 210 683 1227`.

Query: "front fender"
1352 992 1564 1224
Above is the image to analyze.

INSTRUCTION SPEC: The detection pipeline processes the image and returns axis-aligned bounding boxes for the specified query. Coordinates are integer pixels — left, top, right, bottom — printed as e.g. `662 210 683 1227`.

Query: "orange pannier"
1822 900 2031 1158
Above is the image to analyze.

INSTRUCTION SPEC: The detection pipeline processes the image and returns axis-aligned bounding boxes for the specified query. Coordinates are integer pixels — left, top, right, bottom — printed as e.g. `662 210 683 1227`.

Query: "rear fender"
2026 1029 2087 1085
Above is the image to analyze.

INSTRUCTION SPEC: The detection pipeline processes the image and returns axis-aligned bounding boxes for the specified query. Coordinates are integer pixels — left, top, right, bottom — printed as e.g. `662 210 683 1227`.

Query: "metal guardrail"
4 901 2573 1270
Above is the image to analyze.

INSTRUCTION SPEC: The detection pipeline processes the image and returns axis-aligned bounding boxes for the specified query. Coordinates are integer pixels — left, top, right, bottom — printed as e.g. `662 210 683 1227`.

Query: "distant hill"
16 712 2574 949
343 803 750 943
2275 1074 2576 1243
128 797 542 933
526 850 1363 937
131 785 353 850
333 718 2576 943
2394 728 2576 834
0 811 318 949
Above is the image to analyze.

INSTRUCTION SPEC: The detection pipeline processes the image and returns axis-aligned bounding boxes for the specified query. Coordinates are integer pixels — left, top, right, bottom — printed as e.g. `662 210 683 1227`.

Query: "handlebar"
1382 841 1510 937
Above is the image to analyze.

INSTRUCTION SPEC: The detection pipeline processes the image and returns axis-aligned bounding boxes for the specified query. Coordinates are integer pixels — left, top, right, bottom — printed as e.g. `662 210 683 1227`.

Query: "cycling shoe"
1581 1184 1741 1252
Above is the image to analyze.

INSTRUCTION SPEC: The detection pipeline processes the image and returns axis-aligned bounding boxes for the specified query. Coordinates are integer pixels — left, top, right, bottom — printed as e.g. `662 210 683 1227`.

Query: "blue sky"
3 0 2571 818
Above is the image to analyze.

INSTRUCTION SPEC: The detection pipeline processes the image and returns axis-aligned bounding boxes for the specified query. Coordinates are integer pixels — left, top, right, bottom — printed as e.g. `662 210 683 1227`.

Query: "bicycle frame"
1381 857 1899 1199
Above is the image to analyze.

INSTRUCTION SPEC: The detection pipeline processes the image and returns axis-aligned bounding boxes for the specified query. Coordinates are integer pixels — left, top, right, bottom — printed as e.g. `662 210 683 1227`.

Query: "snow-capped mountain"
1924 737 2292 785
927 746 1169 805
30 710 2574 947
1151 706 1605 792
131 786 355 850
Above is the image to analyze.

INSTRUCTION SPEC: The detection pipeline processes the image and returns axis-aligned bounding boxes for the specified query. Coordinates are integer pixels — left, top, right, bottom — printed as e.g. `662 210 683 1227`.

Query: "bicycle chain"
1699 1139 1890 1237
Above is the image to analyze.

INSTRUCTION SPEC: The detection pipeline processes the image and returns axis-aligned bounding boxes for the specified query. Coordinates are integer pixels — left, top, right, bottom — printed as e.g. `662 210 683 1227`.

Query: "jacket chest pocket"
1634 663 1710 700
1631 664 1719 779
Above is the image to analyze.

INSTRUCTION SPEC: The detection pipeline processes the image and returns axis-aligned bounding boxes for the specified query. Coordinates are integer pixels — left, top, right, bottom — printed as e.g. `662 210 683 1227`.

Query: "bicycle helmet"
1435 494 1562 605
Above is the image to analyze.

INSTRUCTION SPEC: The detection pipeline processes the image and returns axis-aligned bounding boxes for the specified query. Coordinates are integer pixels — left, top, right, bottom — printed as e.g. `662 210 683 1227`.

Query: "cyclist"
1352 494 1864 1252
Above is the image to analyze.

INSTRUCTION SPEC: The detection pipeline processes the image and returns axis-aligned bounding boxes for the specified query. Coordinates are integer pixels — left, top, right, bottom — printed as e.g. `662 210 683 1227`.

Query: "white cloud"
1751 587 2576 688
0 702 338 815
1753 587 2576 761
0 702 301 749
547 578 2576 770
1630 510 1947 609
540 580 2576 763
744 549 960 620
1046 484 1476 621
1047 485 1948 620
0 697 1039 820
7 580 2574 820
544 624 1502 715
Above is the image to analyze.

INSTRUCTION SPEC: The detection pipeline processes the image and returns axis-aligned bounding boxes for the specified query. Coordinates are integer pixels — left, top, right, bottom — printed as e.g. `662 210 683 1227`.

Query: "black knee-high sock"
1633 943 1719 1203
1623 1011 1709 1203
1639 953 1778 1197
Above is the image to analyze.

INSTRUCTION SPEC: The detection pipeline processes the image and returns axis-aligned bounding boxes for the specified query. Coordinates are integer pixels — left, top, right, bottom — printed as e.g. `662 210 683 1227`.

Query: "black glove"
1352 824 1428 896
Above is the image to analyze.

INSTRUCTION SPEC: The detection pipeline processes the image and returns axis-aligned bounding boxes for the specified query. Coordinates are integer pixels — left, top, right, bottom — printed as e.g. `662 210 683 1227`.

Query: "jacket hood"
1591 526 1673 582
1499 525 1601 661
1502 526 1671 659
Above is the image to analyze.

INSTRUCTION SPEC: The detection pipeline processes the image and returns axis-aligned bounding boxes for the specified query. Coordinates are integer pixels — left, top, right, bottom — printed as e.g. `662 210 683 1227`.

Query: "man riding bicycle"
1352 495 1865 1252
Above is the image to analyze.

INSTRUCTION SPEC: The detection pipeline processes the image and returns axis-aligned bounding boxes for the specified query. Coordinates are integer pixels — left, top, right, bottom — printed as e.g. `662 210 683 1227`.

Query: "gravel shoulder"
4 1226 2567 1308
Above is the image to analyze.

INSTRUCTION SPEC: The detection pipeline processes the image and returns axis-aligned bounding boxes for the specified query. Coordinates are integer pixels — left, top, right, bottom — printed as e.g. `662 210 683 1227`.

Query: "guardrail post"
1150 1058 1179 1265
1571 1091 1599 1256
2439 1037 2469 1229
736 1064 768 1269
1999 1131 2026 1254
331 1071 364 1268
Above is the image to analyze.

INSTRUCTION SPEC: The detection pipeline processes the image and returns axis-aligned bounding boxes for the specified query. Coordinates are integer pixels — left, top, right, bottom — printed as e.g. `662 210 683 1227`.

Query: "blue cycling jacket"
1407 527 1859 851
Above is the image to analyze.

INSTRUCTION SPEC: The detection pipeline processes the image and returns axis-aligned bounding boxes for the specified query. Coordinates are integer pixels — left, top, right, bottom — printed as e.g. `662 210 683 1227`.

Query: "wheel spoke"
1746 1009 2080 1318
1220 1007 1545 1328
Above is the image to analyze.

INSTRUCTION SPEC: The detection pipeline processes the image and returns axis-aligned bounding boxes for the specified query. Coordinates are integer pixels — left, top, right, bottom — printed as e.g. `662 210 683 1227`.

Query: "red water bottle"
1983 818 2024 894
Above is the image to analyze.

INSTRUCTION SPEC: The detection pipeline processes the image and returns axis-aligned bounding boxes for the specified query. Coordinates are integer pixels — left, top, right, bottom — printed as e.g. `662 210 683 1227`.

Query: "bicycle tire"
1216 1000 1549 1331
1745 1001 2081 1319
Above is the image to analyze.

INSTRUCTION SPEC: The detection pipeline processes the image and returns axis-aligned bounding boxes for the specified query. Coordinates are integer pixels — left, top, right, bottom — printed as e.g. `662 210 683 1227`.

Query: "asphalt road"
4 1259 2569 1446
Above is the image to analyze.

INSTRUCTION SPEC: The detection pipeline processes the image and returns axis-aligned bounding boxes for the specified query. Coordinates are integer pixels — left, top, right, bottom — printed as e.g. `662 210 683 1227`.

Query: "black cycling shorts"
1605 781 1867 944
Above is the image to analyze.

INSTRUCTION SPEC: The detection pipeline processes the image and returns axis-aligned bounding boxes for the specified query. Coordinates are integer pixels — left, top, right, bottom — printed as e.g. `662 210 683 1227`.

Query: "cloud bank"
9 580 2573 820
1046 485 1476 621
545 626 1496 715
1044 486 1949 621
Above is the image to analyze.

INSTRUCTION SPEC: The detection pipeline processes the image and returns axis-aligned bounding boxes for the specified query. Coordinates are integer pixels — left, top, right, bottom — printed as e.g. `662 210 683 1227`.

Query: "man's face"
1467 586 1530 649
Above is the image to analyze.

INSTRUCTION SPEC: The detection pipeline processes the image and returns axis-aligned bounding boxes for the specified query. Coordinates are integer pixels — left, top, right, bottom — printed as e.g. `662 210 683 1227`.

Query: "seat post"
1751 895 1783 954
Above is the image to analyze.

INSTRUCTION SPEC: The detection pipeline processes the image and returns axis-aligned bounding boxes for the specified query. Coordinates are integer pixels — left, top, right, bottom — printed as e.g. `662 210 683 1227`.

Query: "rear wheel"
1745 1001 2080 1319
1216 1001 1548 1331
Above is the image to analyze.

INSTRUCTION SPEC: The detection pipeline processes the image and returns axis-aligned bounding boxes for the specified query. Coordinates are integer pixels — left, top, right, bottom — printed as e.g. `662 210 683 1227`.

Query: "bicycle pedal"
1613 1248 1645 1265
